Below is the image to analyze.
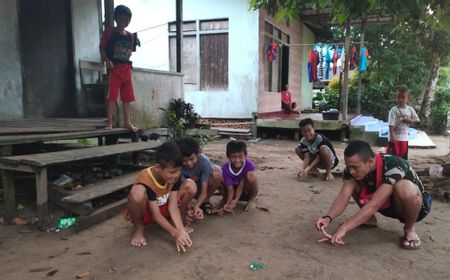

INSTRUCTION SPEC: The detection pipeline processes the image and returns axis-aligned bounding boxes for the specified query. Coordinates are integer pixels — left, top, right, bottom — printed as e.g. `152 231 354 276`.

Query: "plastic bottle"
57 217 77 229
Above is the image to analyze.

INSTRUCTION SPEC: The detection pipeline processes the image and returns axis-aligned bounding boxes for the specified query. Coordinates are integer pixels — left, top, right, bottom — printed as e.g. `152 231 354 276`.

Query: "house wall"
301 24 315 110
131 68 184 128
182 0 259 118
71 0 103 116
115 0 259 119
257 10 303 113
0 0 23 119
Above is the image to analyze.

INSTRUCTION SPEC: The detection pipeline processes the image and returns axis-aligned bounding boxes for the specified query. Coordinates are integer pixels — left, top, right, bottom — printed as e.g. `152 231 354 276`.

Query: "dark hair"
114 5 132 18
299 118 314 129
155 142 183 168
176 137 200 157
226 140 247 157
396 86 410 96
282 84 288 91
344 140 375 162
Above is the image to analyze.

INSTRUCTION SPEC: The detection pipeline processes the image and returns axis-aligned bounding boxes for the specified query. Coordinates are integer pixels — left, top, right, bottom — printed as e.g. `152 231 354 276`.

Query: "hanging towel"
350 46 357 70
266 42 278 62
325 49 331 80
360 47 369 72
332 47 339 75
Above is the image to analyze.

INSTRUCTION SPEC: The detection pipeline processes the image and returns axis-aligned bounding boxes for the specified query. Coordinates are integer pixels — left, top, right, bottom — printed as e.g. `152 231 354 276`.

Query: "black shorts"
230 185 250 201
378 191 432 222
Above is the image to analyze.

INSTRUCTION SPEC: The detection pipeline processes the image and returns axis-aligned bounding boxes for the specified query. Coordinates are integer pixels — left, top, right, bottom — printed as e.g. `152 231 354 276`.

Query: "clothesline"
281 42 368 46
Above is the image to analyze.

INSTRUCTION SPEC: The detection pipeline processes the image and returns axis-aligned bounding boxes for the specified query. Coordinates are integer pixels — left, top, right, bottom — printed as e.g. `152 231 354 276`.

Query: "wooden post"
104 0 114 28
356 18 365 115
35 168 48 221
252 112 258 139
341 17 351 121
1 145 14 220
176 0 183 73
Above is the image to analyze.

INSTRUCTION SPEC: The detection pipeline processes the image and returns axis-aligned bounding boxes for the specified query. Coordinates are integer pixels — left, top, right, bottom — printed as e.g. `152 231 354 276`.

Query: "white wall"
71 0 103 116
301 25 314 110
116 0 259 118
0 0 23 119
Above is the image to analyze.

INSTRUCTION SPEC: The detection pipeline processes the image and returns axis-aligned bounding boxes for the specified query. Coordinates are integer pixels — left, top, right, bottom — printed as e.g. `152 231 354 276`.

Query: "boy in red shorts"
100 5 139 132
126 142 197 252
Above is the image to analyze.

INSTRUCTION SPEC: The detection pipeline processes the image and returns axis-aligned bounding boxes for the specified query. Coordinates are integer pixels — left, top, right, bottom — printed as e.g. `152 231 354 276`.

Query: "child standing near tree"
387 86 420 160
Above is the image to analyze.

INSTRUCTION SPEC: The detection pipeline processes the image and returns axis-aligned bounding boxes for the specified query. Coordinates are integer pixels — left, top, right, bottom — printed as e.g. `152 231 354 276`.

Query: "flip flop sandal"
200 202 215 215
400 237 422 250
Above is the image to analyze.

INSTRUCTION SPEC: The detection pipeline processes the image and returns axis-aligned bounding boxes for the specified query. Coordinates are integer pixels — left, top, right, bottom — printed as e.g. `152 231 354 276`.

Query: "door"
281 45 290 88
19 0 76 118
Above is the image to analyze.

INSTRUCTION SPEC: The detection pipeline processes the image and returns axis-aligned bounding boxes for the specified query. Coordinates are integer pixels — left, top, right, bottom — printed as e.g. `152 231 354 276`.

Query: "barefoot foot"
131 226 147 247
245 200 256 212
125 123 138 133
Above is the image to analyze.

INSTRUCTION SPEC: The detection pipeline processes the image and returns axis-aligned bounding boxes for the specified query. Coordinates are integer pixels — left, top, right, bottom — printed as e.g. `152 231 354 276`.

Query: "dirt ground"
1 136 450 280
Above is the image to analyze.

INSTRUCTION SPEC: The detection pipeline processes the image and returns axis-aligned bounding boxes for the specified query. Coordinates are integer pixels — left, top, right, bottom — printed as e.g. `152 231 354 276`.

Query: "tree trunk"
341 17 351 121
419 52 441 127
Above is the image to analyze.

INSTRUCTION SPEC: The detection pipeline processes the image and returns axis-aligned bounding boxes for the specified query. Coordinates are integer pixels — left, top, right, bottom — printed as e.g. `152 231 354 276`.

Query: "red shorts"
108 64 135 102
386 140 408 160
143 203 169 225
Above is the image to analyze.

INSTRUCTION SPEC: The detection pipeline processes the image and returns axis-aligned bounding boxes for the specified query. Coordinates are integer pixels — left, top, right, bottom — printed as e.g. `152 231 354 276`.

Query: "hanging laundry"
324 49 331 80
266 42 278 62
350 46 357 70
360 47 369 72
307 49 319 83
332 46 339 75
340 47 346 69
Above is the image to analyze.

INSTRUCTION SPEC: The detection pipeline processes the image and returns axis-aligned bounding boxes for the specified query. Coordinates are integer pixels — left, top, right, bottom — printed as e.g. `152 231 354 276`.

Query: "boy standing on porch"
100 5 138 132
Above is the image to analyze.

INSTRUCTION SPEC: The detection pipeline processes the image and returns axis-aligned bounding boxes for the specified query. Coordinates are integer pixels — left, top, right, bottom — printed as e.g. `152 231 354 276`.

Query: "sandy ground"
1 136 450 280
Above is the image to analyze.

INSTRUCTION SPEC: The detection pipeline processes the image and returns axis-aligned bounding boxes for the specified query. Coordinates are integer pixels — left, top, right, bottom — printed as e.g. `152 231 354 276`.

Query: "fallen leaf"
256 206 270 212
13 217 29 225
47 269 58 276
76 271 91 279
29 267 53 273
49 247 69 258
108 266 117 274
76 251 92 256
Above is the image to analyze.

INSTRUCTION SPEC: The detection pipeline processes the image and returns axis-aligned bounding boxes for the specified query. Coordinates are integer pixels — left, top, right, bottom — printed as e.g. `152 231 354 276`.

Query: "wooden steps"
62 171 139 204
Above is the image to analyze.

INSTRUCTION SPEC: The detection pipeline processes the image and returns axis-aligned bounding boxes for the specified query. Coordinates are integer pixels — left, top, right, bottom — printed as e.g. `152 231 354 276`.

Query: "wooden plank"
48 186 94 216
74 198 127 232
0 141 160 167
35 168 48 220
213 127 251 133
2 170 15 219
0 128 130 146
0 118 107 135
62 171 139 204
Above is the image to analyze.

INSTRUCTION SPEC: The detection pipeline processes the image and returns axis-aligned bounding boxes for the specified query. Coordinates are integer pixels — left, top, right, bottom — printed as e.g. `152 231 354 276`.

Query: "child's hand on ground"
174 229 192 253
299 168 310 177
315 217 331 231
325 172 334 181
223 203 235 214
193 206 204 219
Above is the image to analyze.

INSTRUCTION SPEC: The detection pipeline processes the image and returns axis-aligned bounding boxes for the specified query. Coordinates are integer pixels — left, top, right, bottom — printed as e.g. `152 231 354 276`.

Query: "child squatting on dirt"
176 137 223 218
100 5 139 132
126 142 198 252
218 140 259 214
295 118 339 181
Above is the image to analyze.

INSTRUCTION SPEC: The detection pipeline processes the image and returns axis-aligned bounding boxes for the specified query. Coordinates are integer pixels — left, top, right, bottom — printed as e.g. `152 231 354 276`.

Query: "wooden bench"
0 141 160 220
